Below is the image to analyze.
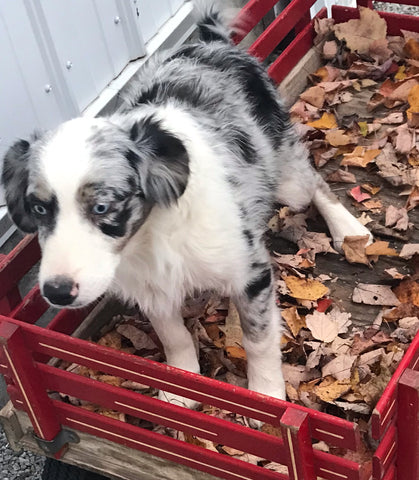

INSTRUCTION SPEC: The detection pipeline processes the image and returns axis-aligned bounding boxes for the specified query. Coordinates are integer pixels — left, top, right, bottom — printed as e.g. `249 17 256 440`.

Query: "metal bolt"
44 84 52 93
114 16 121 24
66 61 73 70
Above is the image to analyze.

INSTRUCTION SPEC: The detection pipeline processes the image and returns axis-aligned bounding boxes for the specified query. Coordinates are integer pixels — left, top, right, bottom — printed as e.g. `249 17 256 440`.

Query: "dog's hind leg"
233 256 285 403
275 134 373 251
147 309 201 409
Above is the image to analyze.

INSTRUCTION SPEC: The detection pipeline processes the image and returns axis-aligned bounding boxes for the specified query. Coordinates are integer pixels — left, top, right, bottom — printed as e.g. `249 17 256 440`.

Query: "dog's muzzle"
42 276 79 306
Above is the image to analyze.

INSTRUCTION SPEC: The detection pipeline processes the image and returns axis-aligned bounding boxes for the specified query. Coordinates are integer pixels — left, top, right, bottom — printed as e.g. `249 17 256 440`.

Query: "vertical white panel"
137 0 172 44
39 0 117 110
92 0 133 75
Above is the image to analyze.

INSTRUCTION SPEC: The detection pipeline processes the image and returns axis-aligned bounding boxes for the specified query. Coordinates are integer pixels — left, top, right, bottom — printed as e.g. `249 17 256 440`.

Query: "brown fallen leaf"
327 169 357 183
281 306 306 337
284 276 329 301
314 377 352 403
342 235 370 265
322 354 357 381
385 205 409 231
305 310 339 343
116 324 158 351
394 279 419 307
405 38 419 60
365 241 398 256
406 185 419 211
333 7 387 54
352 284 401 306
400 244 419 259
300 85 326 108
325 129 352 147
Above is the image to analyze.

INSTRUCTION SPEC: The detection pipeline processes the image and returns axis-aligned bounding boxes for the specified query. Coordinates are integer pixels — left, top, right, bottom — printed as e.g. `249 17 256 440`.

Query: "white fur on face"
37 118 121 307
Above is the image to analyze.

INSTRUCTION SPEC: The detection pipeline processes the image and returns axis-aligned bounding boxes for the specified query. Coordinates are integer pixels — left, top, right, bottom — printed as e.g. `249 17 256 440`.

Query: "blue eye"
33 204 47 215
92 203 110 215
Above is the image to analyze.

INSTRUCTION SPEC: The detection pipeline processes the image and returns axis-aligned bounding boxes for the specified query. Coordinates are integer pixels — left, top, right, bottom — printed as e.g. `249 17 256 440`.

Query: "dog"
1 2 371 409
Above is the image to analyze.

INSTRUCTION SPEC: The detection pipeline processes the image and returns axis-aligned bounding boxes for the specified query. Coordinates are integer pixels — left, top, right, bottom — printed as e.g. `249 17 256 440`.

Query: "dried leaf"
400 244 419 259
342 235 370 265
282 306 306 337
394 279 419 307
307 112 338 129
405 38 419 60
325 129 352 147
348 186 371 203
327 169 357 183
385 205 409 231
284 276 329 301
300 86 326 108
305 310 339 343
333 7 387 54
365 241 398 256
322 354 356 381
314 377 352 403
352 284 401 306
116 324 157 351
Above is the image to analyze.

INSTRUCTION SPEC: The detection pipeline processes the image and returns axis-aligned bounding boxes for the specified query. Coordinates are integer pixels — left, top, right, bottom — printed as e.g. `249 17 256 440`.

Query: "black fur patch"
243 229 254 247
2 139 37 233
245 269 272 300
27 193 58 234
99 206 132 238
130 117 190 206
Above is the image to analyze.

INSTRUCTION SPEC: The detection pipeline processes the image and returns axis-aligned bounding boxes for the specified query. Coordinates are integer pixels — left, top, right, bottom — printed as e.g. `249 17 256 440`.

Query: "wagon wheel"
42 458 110 480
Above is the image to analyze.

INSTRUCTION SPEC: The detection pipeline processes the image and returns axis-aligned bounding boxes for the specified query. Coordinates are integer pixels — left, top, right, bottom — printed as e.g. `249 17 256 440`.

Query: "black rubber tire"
42 457 110 480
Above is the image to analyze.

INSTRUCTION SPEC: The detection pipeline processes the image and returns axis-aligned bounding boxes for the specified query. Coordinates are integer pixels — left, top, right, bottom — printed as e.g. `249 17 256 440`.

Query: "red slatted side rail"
232 0 278 44
0 235 41 314
268 8 327 84
373 424 396 480
247 0 317 61
372 332 419 439
0 316 361 450
10 286 49 324
0 318 370 480
332 6 419 37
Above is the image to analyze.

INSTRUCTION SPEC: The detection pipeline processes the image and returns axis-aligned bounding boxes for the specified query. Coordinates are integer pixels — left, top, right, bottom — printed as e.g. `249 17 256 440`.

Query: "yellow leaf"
358 121 368 137
284 276 329 301
407 84 419 122
365 241 398 256
307 112 338 130
314 377 352 403
226 346 247 360
361 183 381 195
282 306 306 337
395 65 407 81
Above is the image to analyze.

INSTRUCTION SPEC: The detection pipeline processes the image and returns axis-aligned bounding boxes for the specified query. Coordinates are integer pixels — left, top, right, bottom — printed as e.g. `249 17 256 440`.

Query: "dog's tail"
193 1 235 44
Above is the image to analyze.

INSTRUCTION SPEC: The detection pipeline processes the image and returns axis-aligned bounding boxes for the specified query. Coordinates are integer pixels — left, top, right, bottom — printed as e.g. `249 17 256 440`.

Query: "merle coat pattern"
1 2 371 410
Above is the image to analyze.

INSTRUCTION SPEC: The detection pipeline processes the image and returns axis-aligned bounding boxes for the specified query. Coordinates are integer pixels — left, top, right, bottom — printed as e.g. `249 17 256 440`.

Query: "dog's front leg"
147 308 201 409
234 266 286 402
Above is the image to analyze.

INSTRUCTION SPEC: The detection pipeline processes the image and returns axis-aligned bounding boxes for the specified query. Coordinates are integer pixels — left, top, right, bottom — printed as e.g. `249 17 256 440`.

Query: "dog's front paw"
158 390 201 410
331 221 373 253
247 380 286 429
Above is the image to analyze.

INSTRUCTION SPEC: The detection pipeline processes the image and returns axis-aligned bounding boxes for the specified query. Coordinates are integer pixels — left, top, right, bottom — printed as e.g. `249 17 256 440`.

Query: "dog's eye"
32 204 47 216
92 203 110 215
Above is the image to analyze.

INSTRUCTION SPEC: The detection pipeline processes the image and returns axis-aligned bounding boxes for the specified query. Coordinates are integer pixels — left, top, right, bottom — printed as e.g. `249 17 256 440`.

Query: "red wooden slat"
268 8 327 84
0 235 40 299
396 368 419 480
45 308 91 335
54 400 286 480
0 316 360 450
332 6 419 36
232 0 278 44
10 286 49 324
248 0 317 61
313 450 370 480
38 362 287 465
372 331 419 439
382 463 395 480
0 287 22 316
0 322 61 441
373 424 396 480
280 408 315 480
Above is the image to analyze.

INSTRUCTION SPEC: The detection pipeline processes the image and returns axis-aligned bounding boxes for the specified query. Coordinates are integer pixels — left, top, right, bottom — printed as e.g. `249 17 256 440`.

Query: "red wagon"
1 2 419 479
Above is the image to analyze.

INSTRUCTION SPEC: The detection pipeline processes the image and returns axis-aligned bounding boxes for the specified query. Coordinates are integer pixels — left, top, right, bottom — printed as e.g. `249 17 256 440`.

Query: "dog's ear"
128 118 190 207
1 139 37 233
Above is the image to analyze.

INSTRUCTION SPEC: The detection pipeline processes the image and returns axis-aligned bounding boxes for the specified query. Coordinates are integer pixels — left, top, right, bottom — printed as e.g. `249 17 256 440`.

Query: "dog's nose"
42 276 79 306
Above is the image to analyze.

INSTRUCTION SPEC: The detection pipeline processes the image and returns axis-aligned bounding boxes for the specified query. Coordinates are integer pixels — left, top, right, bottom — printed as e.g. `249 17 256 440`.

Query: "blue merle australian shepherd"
2 2 371 410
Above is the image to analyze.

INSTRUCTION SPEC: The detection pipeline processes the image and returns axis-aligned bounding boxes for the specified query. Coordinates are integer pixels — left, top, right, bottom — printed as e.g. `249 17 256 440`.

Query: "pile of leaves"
55 7 419 472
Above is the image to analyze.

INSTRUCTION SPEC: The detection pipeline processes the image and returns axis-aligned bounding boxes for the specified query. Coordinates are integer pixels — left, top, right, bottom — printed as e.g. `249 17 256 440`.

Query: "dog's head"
2 115 189 307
